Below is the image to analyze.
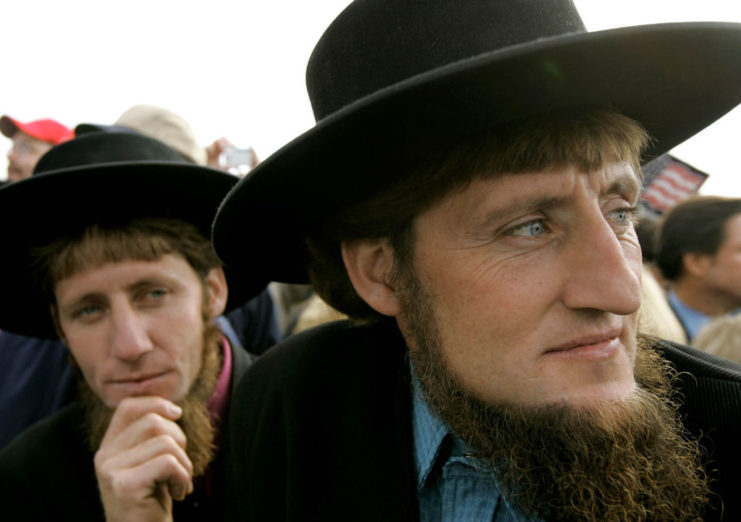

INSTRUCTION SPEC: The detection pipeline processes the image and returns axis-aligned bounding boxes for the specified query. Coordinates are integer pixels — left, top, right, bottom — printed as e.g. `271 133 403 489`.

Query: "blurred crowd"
638 196 741 361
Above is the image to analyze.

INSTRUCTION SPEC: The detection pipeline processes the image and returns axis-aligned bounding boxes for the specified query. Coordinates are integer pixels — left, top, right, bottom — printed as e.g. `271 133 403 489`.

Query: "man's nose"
561 214 642 315
109 305 154 361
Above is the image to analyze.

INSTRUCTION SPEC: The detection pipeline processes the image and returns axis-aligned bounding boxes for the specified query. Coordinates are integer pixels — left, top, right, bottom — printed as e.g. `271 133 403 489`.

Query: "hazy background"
4 0 740 195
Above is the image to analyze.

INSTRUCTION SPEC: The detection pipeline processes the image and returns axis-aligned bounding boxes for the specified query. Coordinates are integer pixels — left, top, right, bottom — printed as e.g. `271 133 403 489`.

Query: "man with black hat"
0 132 263 521
213 1 741 521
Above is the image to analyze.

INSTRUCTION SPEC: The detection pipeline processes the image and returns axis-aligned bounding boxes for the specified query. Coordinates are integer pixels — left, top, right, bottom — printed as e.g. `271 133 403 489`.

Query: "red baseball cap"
0 116 73 145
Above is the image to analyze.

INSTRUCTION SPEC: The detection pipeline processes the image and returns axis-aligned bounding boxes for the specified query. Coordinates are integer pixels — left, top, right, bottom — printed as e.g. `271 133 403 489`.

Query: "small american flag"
640 154 709 215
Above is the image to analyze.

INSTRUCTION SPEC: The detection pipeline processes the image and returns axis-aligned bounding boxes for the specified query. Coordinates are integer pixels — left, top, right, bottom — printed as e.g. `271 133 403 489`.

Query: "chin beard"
394 268 710 521
79 319 223 477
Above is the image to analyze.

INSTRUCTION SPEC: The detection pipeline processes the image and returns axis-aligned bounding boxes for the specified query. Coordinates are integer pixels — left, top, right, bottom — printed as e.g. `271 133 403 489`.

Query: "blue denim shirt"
412 381 540 522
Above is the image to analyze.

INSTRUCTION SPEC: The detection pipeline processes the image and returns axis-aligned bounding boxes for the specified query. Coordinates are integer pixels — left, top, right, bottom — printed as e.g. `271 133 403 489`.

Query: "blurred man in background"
1 115 72 182
656 195 741 341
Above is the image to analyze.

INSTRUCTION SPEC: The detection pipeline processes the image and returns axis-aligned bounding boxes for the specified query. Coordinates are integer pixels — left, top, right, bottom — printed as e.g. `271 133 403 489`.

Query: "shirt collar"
411 375 452 490
207 335 233 426
410 369 542 521
668 290 712 339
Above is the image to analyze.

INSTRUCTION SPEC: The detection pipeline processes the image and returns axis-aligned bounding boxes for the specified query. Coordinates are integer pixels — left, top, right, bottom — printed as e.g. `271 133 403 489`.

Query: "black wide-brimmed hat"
213 0 741 286
0 132 263 338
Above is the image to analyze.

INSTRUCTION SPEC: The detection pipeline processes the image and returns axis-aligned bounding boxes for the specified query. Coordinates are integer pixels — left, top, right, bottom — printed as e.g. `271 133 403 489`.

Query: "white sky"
4 1 741 195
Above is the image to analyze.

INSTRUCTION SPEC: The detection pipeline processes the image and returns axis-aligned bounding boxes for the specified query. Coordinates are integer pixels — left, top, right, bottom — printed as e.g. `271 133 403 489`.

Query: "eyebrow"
605 172 641 200
58 292 104 317
476 170 641 231
58 278 168 312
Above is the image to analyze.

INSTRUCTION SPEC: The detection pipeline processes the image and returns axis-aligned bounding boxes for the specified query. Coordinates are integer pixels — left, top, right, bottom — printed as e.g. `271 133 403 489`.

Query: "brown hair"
307 109 649 320
656 195 741 281
32 218 222 305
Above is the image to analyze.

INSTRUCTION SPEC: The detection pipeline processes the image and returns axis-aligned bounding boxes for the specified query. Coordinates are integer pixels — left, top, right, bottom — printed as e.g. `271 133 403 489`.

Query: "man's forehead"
721 212 741 241
496 161 639 190
48 228 178 277
54 254 194 298
461 161 640 210
12 130 48 145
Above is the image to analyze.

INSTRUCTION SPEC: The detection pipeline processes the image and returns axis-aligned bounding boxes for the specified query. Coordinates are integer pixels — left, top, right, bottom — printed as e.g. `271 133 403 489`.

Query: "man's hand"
94 397 193 522
205 137 233 170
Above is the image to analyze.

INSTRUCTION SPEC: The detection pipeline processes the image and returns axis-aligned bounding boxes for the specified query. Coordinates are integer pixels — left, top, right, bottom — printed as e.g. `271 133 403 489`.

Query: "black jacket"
0 340 253 522
226 319 741 521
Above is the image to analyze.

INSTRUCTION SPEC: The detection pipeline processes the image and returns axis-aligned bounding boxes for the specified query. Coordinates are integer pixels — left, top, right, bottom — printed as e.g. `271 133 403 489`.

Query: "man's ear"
683 252 713 278
341 238 402 317
205 267 229 318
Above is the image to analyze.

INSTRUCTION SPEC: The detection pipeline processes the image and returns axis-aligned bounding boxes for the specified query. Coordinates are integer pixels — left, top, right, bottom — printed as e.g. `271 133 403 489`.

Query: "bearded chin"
397 276 709 521
79 319 223 478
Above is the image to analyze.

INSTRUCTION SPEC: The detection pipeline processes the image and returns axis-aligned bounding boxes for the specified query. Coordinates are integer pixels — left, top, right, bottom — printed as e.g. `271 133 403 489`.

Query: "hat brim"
0 116 19 138
213 22 741 285
0 162 264 338
74 123 141 136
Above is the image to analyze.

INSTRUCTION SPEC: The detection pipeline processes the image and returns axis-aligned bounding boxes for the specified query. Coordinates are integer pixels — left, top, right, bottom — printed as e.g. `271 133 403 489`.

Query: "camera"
221 146 256 173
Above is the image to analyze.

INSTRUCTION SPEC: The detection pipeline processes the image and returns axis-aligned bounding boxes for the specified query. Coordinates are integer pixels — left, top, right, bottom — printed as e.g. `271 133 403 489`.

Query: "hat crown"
33 132 187 175
114 105 207 165
307 0 585 120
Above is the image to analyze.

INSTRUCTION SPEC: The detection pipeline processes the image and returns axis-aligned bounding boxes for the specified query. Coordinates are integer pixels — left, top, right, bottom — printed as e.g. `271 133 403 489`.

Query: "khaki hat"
114 104 207 165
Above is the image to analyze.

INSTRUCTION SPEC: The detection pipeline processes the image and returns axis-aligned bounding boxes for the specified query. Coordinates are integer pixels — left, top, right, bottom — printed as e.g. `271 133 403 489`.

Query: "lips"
547 329 621 352
106 370 174 397
112 370 169 385
544 329 623 360
102 369 179 405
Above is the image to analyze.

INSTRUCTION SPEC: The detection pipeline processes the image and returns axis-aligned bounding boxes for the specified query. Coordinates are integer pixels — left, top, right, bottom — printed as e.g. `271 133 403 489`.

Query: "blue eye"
73 304 103 320
139 287 169 305
510 219 548 237
611 207 636 225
